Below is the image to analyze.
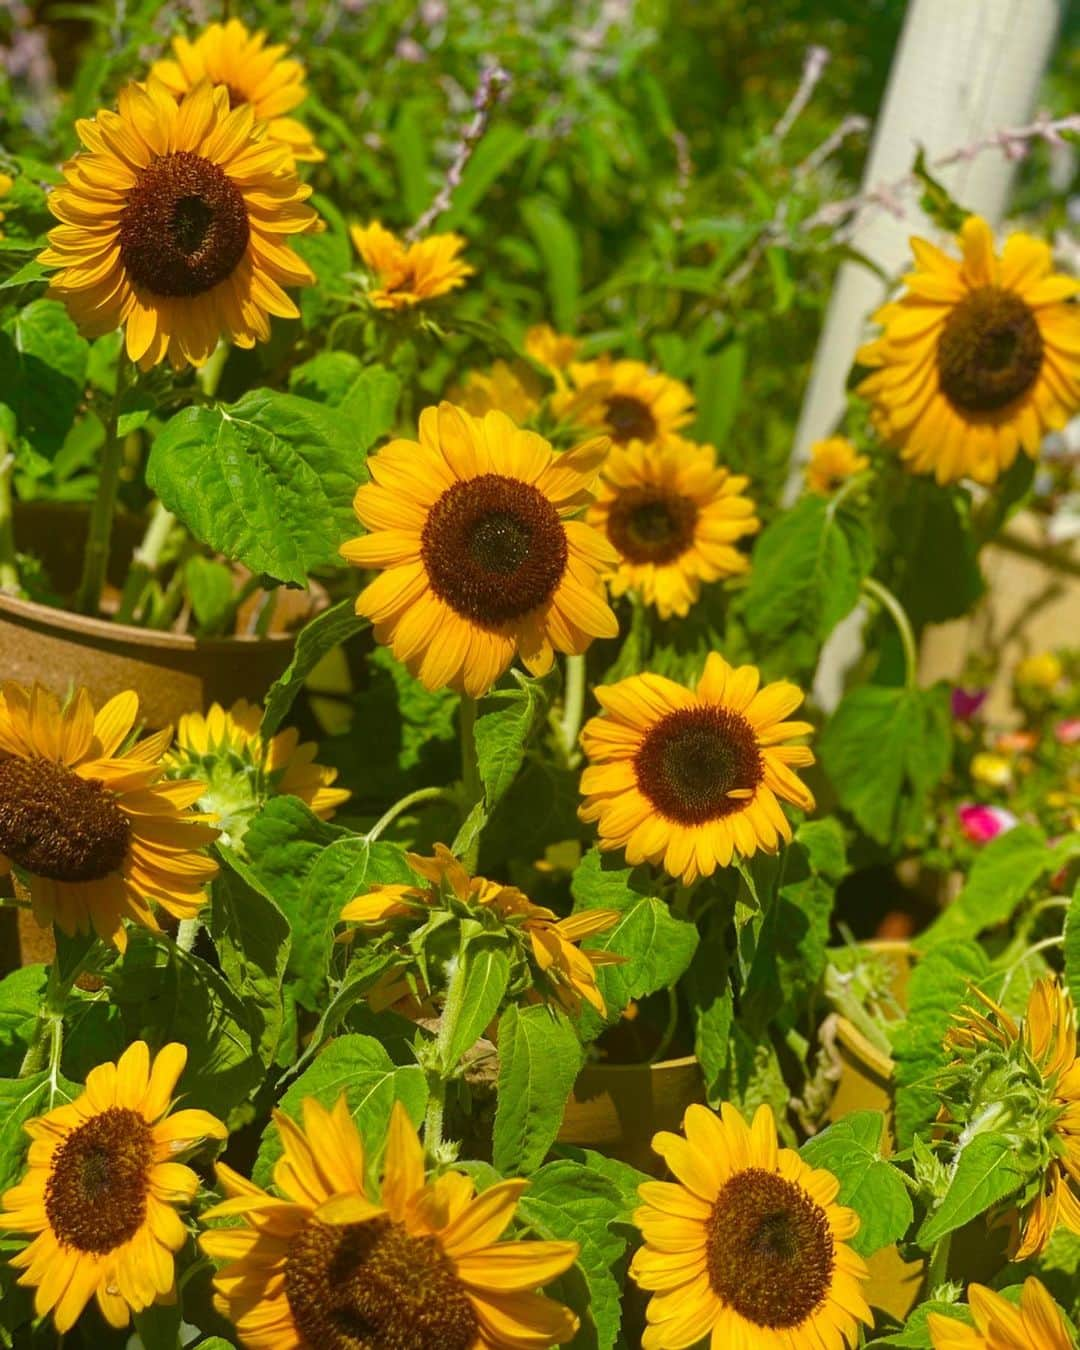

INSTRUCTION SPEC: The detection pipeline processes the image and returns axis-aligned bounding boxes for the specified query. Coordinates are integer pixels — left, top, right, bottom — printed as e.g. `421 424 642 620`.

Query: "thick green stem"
925 1231 952 1296
649 985 680 1064
366 786 455 843
558 653 587 766
75 357 131 616
423 949 471 1152
0 441 19 595
862 576 918 691
114 499 176 626
19 936 100 1084
458 695 483 871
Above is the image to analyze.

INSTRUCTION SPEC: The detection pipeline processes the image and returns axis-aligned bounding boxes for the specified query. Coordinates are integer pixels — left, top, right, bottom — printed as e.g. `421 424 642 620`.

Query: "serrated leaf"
474 673 549 812
800 1111 914 1255
819 683 952 847
0 966 46 1077
261 598 368 736
0 1073 70 1195
254 1034 426 1186
1065 885 1080 1008
919 1133 1027 1245
442 940 511 1070
147 389 363 585
871 1301 973 1348
493 1004 584 1176
0 298 89 457
287 352 400 448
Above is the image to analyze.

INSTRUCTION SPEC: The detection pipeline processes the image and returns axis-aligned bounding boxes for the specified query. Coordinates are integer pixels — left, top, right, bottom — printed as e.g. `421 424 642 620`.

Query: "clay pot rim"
0 590 298 652
580 1054 699 1076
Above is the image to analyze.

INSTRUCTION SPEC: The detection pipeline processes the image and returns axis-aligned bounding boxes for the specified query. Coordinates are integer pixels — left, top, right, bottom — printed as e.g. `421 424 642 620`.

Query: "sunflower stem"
114 499 177 626
558 653 587 766
75 355 131 617
424 948 471 1153
458 696 483 872
366 786 456 843
925 1231 952 1297
861 577 918 691
175 918 201 953
0 441 20 596
18 935 100 1081
649 984 681 1065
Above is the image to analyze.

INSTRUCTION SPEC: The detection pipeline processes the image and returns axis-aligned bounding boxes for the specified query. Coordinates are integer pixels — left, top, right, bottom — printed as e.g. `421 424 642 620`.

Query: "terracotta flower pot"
557 1054 704 1175
2 501 308 727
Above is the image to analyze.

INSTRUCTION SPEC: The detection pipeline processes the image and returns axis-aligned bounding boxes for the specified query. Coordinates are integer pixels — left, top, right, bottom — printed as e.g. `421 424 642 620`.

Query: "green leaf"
912 147 970 233
871 1302 973 1348
108 934 261 1123
919 1133 1027 1245
133 1301 182 1350
147 389 363 585
254 1034 426 1186
1065 884 1080 1007
743 495 873 670
0 966 46 1077
261 598 368 737
517 1160 632 1350
891 941 990 1147
570 850 699 1034
692 342 745 450
800 1111 914 1256
389 99 433 220
918 825 1055 950
521 197 581 332
0 1073 64 1195
211 850 292 1069
891 481 983 625
0 299 89 457
474 672 550 813
441 124 530 225
287 352 400 449
184 556 235 636
492 1004 584 1176
819 684 952 847
442 940 511 1071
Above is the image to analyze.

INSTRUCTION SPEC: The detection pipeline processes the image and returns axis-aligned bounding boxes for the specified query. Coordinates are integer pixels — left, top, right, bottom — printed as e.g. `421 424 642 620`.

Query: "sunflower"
552 354 694 447
450 359 543 422
631 1101 871 1350
805 437 870 495
39 77 319 371
856 216 1080 485
0 681 219 950
149 19 324 164
167 699 348 843
0 171 12 240
351 220 473 310
201 1096 580 1349
945 976 1080 1259
340 402 619 698
927 1279 1073 1350
0 1041 227 1333
586 437 760 619
524 324 580 386
341 843 622 1018
579 654 815 884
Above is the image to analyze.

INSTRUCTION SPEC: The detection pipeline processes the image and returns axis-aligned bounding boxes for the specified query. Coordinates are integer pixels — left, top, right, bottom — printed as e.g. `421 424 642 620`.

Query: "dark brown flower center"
0 756 130 882
118 150 250 297
284 1217 479 1350
634 704 762 824
937 286 1043 413
421 472 568 626
706 1168 835 1328
604 395 657 445
45 1107 154 1253
606 486 698 565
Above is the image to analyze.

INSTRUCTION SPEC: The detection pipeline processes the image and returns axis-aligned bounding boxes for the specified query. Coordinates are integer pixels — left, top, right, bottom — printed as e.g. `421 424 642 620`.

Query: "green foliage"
474 671 553 814
492 1004 584 1176
0 299 89 458
800 1111 913 1256
918 1134 1027 1245
261 598 368 736
819 683 952 847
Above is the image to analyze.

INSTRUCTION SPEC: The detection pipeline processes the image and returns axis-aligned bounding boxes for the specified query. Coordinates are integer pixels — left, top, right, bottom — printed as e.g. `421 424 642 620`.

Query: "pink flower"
951 687 987 721
957 802 1018 844
1054 718 1080 745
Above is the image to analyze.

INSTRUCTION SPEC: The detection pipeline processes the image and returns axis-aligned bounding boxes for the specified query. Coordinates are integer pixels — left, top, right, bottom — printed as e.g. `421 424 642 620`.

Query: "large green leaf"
261 598 369 737
517 1160 632 1350
919 1134 1027 1245
1065 884 1080 1008
801 1111 914 1256
254 1034 427 1186
492 1004 584 1176
0 298 89 457
819 683 952 847
441 938 511 1071
287 352 400 448
570 849 699 1034
474 672 551 813
0 965 46 1077
147 389 364 585
521 197 581 331
0 1072 77 1195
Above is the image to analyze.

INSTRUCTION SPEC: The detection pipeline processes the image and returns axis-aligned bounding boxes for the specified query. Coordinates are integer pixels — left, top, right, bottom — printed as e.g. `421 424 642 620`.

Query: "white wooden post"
792 0 1063 472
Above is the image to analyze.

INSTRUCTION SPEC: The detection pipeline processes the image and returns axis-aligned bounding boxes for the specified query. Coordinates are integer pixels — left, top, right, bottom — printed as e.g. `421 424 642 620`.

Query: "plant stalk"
458 695 483 871
423 949 471 1152
366 786 456 843
114 499 176 626
862 576 918 691
558 653 587 766
0 444 19 595
75 355 131 616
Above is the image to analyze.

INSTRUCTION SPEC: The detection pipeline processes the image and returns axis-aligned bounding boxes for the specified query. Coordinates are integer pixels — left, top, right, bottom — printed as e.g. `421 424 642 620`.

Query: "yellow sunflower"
928 1279 1073 1350
0 1040 227 1333
340 402 619 698
149 19 323 164
552 354 694 447
0 681 218 950
167 699 348 843
632 1101 871 1350
351 220 473 310
579 654 815 884
0 170 12 240
805 437 870 495
201 1096 580 1349
586 437 760 619
450 359 543 422
524 324 580 386
946 976 1080 1259
342 843 621 1018
856 215 1080 485
39 77 319 371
